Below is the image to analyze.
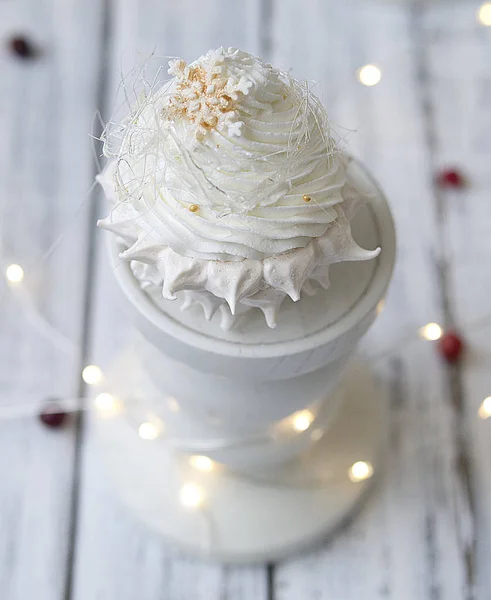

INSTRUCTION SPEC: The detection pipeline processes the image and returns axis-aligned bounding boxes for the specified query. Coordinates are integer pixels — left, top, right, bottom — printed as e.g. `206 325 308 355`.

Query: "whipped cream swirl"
109 47 344 261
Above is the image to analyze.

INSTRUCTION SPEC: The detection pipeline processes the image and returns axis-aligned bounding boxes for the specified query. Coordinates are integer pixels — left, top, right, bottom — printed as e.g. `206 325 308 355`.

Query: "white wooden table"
1 0 491 598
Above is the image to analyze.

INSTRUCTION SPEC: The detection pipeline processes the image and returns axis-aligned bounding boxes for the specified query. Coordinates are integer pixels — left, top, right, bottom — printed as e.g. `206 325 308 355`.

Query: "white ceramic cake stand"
95 161 396 563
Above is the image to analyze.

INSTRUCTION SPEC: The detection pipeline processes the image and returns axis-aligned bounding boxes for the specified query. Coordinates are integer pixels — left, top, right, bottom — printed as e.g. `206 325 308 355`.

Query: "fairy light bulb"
94 393 121 416
167 397 180 412
138 421 161 440
348 461 374 483
478 2 491 25
292 410 314 432
82 365 103 385
376 299 385 315
180 483 204 508
420 322 443 341
478 397 491 420
5 264 24 284
357 64 382 87
189 455 214 472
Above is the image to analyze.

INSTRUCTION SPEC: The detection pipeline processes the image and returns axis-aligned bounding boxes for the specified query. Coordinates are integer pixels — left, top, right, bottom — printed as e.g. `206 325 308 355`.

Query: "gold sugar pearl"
303 195 312 203
189 204 199 213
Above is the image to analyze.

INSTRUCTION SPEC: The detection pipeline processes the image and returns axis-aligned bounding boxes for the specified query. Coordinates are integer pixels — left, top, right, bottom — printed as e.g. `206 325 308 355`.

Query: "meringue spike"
98 218 136 245
226 294 237 316
310 265 331 290
242 289 287 329
180 293 193 312
350 246 381 261
157 249 207 300
130 261 162 289
206 260 262 313
261 306 278 329
218 304 237 331
316 208 381 265
121 234 162 261
263 242 317 301
302 279 317 296
180 290 223 321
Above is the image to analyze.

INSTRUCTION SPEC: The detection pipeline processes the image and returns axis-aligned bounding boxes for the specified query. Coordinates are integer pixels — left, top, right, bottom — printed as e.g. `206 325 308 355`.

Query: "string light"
179 482 204 508
138 421 161 440
189 455 214 472
478 2 491 25
82 365 103 385
5 263 24 284
94 393 122 416
478 397 491 420
348 461 374 483
167 397 180 412
357 64 382 87
292 409 314 432
420 322 443 341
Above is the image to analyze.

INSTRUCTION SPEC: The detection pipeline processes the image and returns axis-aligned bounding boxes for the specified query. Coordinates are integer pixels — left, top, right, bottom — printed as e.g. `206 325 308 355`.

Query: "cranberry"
9 36 36 59
39 402 67 429
438 331 464 364
436 168 466 189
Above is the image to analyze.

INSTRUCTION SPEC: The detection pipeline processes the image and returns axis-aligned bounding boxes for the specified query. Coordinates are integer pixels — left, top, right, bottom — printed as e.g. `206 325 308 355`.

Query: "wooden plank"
71 1 269 598
423 3 491 595
272 1 474 598
0 0 104 599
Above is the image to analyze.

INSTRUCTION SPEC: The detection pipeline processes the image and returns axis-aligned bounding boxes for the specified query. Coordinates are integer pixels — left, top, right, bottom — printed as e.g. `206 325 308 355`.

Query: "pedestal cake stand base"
94 362 386 563
96 365 385 563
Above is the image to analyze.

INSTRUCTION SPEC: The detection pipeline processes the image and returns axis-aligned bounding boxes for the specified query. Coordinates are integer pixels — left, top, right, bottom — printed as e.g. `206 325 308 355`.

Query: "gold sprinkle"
303 195 312 203
189 204 199 213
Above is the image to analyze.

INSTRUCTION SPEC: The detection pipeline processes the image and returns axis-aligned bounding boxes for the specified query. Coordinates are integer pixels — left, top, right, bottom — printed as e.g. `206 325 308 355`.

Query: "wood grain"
423 2 491 595
70 1 270 599
0 1 104 599
2 0 490 598
272 1 478 598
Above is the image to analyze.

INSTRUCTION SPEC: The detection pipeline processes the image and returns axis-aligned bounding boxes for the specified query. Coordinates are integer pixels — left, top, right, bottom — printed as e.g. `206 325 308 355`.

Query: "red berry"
438 331 464 364
8 36 36 59
436 168 466 189
39 403 67 429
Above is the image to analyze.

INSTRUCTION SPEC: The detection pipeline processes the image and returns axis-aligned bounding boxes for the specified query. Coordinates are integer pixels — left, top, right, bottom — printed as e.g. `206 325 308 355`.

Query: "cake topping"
166 52 249 140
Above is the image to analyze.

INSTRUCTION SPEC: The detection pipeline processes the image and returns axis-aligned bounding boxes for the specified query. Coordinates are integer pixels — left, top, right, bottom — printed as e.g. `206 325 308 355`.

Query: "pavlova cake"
97 47 380 330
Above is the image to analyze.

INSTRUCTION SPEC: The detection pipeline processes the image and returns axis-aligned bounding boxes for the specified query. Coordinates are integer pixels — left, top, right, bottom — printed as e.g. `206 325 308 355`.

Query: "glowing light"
478 2 491 25
167 397 180 412
180 482 204 508
357 64 382 87
5 264 24 283
94 393 121 416
189 455 214 472
478 397 491 420
292 410 314 432
420 322 443 341
82 365 103 385
348 461 374 483
376 299 385 315
310 428 324 442
138 421 161 440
